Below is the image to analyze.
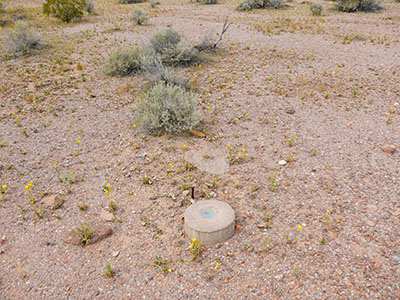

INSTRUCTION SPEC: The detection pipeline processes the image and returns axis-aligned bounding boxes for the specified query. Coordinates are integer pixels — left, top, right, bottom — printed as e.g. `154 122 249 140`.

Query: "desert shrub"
42 0 86 23
197 0 218 4
149 28 181 54
150 0 160 7
104 48 141 76
130 8 148 25
236 0 285 11
336 0 382 12
133 83 200 134
84 0 95 14
395 0 400 3
3 21 42 54
140 54 187 87
148 28 200 65
310 2 323 15
119 0 145 3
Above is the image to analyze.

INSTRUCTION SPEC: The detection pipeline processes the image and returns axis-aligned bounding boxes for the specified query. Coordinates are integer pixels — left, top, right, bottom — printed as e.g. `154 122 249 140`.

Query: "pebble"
367 205 378 211
285 107 296 114
382 144 396 153
278 160 287 166
112 251 120 257
40 194 64 209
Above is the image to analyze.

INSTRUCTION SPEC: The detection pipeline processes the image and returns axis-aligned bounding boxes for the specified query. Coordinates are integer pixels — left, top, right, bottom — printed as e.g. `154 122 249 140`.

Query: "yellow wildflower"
77 139 81 144
192 238 197 242
297 225 302 230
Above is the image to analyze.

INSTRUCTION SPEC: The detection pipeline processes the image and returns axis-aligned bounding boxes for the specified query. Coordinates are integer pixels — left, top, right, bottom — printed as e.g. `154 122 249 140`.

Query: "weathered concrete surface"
184 200 235 245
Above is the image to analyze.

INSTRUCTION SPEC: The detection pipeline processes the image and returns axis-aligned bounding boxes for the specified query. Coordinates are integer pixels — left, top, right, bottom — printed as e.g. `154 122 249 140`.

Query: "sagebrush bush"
197 0 218 4
104 48 141 76
310 2 323 15
140 54 187 88
130 8 148 25
84 0 95 14
237 0 285 11
133 83 200 134
336 0 382 12
148 28 200 65
43 0 86 23
119 0 145 3
150 0 160 7
3 21 42 54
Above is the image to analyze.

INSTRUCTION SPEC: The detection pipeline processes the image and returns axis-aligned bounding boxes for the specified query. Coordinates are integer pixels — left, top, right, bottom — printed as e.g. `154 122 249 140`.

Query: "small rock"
285 107 296 114
367 205 378 211
41 195 64 209
182 190 190 197
382 144 396 153
190 129 205 138
136 153 147 158
257 223 268 229
275 274 284 281
100 210 114 222
64 224 112 246
367 220 375 227
392 211 400 217
278 160 287 166
112 251 120 257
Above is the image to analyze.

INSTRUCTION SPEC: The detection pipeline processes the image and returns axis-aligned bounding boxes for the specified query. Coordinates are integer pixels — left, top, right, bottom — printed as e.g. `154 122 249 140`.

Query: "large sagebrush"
336 0 382 12
103 48 141 76
133 83 200 134
236 0 285 11
3 21 43 54
147 28 200 65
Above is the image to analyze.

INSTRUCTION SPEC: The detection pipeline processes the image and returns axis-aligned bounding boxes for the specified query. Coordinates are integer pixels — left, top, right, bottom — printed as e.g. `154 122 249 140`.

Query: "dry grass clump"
3 21 43 54
103 48 142 76
133 82 200 134
336 0 382 12
237 0 285 11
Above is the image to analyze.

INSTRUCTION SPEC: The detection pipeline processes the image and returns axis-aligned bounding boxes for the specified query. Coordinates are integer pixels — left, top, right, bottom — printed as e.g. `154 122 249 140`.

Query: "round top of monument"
184 200 235 245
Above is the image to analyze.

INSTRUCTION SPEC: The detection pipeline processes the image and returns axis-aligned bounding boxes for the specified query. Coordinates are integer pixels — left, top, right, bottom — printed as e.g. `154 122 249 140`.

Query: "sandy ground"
0 0 399 299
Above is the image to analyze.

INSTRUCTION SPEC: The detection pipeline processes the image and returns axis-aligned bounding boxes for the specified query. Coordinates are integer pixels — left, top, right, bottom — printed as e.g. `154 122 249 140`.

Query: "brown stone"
285 107 296 114
382 144 396 153
64 224 112 246
41 194 64 209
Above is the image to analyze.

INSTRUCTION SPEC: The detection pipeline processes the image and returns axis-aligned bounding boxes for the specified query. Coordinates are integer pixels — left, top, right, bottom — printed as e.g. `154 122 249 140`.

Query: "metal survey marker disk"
184 200 235 245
